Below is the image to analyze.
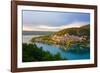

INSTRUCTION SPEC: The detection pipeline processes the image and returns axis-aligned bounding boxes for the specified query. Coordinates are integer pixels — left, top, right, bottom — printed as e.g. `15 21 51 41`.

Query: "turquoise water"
23 35 90 60
35 43 90 60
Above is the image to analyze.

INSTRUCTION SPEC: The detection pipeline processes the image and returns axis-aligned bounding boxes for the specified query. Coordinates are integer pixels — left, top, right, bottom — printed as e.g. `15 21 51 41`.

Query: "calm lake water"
23 35 90 60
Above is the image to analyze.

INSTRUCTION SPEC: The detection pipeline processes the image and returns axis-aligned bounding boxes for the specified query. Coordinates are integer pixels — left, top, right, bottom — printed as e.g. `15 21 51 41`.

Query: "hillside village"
51 34 84 44
31 25 90 49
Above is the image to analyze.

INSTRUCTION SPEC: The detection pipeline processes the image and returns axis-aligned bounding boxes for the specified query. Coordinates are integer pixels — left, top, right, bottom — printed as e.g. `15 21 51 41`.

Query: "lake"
23 35 90 60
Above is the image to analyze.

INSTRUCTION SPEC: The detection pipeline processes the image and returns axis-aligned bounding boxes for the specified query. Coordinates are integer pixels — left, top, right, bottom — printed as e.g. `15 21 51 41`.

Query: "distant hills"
23 31 55 35
23 25 90 36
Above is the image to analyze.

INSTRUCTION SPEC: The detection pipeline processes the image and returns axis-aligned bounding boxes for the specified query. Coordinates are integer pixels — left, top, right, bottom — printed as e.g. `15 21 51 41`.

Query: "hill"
31 24 90 50
23 31 54 35
54 24 90 37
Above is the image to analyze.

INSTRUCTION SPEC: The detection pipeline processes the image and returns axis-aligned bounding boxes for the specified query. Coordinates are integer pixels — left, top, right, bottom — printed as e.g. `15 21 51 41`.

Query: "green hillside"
31 24 90 50
54 24 90 37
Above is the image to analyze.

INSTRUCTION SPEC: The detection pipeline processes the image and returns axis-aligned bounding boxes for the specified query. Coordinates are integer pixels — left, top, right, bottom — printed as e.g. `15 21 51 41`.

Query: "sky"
22 10 90 31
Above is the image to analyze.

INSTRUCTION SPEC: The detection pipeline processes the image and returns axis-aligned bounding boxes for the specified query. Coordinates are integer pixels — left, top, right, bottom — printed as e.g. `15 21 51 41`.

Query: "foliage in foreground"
22 43 67 62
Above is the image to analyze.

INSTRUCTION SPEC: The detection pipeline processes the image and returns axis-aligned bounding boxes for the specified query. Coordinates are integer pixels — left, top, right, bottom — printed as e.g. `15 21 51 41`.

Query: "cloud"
23 22 89 31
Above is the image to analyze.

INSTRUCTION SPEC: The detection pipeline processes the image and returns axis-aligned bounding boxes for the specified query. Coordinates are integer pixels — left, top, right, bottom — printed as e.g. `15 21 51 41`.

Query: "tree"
22 43 66 62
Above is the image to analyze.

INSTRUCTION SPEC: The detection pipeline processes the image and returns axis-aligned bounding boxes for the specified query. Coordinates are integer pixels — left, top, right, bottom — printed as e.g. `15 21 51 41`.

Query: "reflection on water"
35 43 90 60
23 35 90 60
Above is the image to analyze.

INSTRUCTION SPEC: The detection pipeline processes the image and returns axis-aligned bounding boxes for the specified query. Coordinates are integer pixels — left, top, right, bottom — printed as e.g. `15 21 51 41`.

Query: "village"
51 34 84 44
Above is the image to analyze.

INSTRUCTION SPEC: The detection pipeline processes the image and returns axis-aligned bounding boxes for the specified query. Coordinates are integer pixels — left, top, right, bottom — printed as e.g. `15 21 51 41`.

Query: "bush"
22 43 66 62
